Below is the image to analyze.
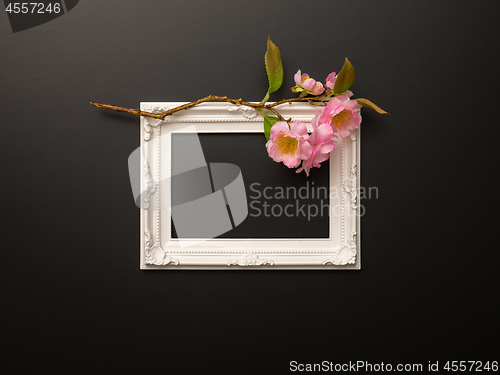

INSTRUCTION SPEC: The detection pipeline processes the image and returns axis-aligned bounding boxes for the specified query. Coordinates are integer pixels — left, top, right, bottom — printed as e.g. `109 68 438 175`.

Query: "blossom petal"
345 98 361 110
313 152 330 165
318 113 331 126
296 160 311 176
270 121 289 138
294 70 302 86
326 72 336 89
311 82 325 95
324 99 345 117
282 153 300 168
311 112 321 129
319 140 335 153
299 141 313 159
290 121 308 137
336 126 351 138
311 124 334 145
266 141 282 162
302 78 316 92
337 93 353 102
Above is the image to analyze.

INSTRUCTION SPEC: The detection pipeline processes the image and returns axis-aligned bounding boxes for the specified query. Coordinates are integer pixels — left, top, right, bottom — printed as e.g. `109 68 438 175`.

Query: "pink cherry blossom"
325 72 353 96
266 121 312 168
318 94 362 138
297 113 336 176
325 72 336 90
293 70 325 96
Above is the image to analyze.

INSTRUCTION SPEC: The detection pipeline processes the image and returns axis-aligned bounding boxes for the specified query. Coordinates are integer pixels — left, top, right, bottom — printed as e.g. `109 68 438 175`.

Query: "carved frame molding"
140 102 361 270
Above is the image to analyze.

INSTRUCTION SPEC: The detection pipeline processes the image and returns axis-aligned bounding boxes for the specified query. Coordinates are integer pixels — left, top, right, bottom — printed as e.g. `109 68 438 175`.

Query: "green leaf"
265 37 283 94
260 91 270 105
263 114 280 141
355 98 389 114
333 58 356 95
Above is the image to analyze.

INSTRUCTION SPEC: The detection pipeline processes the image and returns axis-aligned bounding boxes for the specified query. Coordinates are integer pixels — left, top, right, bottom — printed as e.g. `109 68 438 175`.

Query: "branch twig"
90 94 324 121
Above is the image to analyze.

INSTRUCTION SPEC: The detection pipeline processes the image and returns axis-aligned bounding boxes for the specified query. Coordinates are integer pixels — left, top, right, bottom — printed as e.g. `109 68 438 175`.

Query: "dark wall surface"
1 1 499 372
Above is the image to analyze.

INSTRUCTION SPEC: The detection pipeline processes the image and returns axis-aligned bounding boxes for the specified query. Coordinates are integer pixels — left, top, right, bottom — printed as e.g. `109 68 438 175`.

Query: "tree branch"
90 94 324 121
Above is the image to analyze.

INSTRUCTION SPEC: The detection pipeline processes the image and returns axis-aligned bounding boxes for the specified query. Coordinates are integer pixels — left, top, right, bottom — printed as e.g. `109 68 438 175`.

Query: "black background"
172 133 330 239
1 1 499 373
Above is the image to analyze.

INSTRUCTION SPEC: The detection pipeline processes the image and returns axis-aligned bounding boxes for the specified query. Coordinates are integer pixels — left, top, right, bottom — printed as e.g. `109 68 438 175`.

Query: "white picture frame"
140 102 360 269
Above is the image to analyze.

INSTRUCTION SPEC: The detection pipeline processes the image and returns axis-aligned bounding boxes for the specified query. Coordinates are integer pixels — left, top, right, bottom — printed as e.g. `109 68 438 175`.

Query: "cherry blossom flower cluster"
91 38 386 178
267 71 362 176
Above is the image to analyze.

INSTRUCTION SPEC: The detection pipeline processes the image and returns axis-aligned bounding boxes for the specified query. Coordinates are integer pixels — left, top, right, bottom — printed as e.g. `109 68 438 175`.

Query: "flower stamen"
331 109 353 130
276 134 298 155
